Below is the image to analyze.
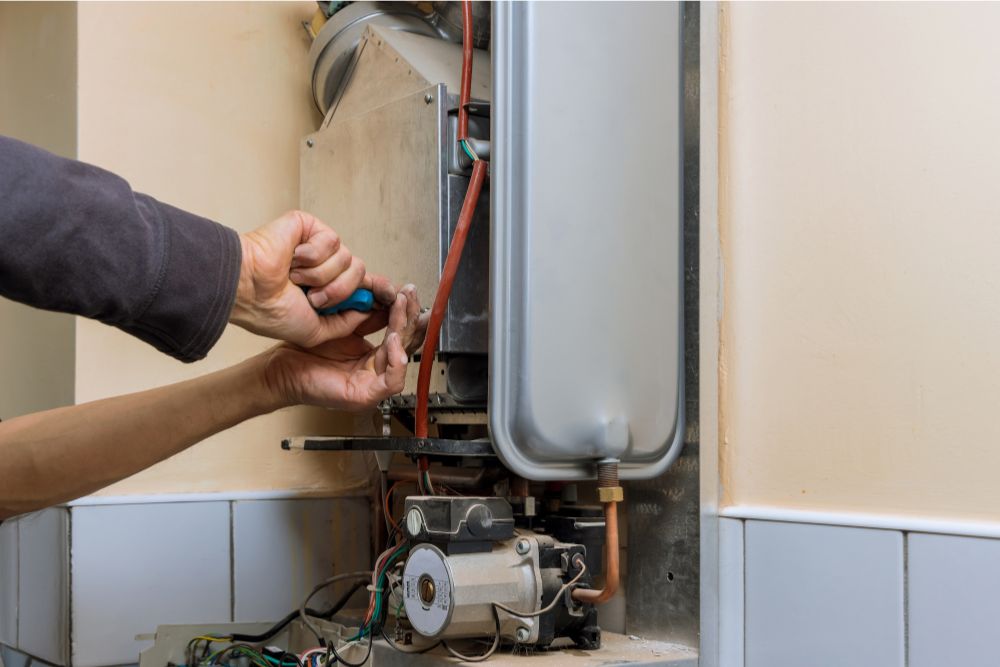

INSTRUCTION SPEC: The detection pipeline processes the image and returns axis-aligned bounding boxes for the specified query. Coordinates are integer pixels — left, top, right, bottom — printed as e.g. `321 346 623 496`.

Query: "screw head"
405 508 424 537
424 93 434 104
515 627 530 642
515 539 531 555
305 138 315 148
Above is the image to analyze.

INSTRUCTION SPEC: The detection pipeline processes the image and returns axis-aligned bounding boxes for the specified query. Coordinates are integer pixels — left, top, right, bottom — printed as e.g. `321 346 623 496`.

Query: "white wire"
492 556 588 619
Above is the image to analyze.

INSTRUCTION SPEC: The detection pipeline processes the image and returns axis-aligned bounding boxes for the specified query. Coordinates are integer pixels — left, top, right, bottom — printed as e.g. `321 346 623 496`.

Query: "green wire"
349 544 410 641
460 139 477 162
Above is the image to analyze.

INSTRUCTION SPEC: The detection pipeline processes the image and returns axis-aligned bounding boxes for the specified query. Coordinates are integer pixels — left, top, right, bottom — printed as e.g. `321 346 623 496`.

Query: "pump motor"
397 497 601 649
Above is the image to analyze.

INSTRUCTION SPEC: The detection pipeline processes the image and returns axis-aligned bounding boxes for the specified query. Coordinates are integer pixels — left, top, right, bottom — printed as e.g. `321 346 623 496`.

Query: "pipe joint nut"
597 486 624 503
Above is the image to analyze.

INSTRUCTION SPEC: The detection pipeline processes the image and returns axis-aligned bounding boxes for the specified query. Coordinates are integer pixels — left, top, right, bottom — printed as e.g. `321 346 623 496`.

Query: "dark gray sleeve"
0 135 241 363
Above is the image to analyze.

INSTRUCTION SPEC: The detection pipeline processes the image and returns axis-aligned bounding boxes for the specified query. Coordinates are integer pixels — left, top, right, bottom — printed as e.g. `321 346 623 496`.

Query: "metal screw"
515 627 530 642
306 138 315 148
515 539 530 555
424 93 434 104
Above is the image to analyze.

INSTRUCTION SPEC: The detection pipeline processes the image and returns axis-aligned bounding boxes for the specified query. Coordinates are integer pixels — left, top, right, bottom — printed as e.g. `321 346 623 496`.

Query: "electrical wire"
380 625 441 655
457 0 474 141
441 605 501 663
380 575 442 655
198 644 301 667
327 635 373 667
297 648 326 666
492 555 588 619
187 569 380 667
227 579 369 644
186 636 224 667
334 544 407 667
298 571 372 645
383 480 402 533
460 138 479 162
379 471 392 538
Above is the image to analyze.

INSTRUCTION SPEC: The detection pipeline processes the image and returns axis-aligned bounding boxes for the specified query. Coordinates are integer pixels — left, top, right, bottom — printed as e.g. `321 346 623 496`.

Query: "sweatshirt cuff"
118 198 241 363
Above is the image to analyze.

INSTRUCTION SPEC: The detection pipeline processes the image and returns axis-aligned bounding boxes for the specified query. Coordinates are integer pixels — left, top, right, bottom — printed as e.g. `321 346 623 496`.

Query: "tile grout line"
902 535 910 665
67 510 73 667
741 519 747 667
15 520 20 651
229 502 235 623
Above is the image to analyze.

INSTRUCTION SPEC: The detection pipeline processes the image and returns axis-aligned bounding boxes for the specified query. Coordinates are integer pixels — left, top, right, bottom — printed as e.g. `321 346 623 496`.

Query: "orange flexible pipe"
414 160 488 438
571 501 620 604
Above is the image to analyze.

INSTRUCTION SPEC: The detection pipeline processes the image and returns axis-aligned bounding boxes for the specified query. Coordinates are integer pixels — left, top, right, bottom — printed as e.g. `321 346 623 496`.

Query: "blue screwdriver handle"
304 287 375 315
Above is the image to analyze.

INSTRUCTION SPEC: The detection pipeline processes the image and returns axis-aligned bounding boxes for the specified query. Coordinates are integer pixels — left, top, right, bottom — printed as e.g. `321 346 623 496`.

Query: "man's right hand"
229 210 397 348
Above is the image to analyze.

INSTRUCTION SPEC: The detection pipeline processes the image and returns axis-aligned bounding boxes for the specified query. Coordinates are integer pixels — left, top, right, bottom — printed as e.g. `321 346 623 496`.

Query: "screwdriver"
303 286 375 315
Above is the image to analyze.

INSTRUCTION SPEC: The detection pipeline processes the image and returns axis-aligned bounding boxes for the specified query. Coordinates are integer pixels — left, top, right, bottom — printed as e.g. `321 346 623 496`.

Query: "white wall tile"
718 518 744 667
908 533 1000 666
233 498 370 622
744 521 904 667
0 646 28 667
71 503 230 667
0 520 17 647
17 509 68 665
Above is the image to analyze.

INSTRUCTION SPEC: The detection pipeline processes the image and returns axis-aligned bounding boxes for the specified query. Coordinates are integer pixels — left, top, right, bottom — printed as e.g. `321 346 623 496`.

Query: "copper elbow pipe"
571 500 620 604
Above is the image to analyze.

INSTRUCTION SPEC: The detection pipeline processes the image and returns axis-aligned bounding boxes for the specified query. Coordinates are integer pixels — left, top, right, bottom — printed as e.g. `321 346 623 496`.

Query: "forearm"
0 135 240 362
0 354 285 519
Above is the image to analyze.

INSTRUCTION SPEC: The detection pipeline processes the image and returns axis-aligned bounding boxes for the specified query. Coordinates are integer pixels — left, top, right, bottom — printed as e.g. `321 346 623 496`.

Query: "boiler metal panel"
443 173 491 354
301 86 445 324
301 86 490 355
301 25 492 356
490 1 684 480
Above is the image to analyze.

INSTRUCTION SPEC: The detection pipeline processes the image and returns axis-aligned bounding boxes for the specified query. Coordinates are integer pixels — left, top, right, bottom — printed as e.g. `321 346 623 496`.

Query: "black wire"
199 639 213 664
326 562 400 667
229 579 368 643
272 650 304 667
379 624 441 655
187 637 212 667
327 631 374 667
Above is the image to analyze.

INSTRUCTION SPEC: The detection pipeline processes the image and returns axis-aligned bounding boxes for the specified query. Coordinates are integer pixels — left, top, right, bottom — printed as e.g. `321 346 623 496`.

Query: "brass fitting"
598 486 624 503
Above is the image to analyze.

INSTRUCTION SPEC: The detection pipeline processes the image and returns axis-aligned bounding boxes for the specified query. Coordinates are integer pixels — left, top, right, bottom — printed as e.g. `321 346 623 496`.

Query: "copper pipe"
510 476 530 498
571 500 620 604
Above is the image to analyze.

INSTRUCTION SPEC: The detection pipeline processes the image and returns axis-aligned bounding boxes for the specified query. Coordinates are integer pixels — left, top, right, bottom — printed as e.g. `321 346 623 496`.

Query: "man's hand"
230 210 397 347
0 284 428 519
261 288 427 410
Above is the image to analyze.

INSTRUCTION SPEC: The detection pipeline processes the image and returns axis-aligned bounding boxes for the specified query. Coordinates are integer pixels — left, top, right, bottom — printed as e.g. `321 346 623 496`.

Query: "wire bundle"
182 574 369 667
354 541 410 641
416 468 435 495
184 639 301 667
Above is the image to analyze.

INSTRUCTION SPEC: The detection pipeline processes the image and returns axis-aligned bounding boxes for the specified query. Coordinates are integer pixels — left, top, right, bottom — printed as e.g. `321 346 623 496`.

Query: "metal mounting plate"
281 436 496 458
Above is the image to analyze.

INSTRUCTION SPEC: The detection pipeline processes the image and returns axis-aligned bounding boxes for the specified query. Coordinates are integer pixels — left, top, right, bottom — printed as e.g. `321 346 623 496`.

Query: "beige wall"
73 2 369 496
0 3 77 419
720 2 1000 521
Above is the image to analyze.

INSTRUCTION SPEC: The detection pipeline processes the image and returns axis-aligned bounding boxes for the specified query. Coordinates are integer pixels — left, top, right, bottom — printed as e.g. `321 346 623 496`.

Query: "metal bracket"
281 436 496 458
